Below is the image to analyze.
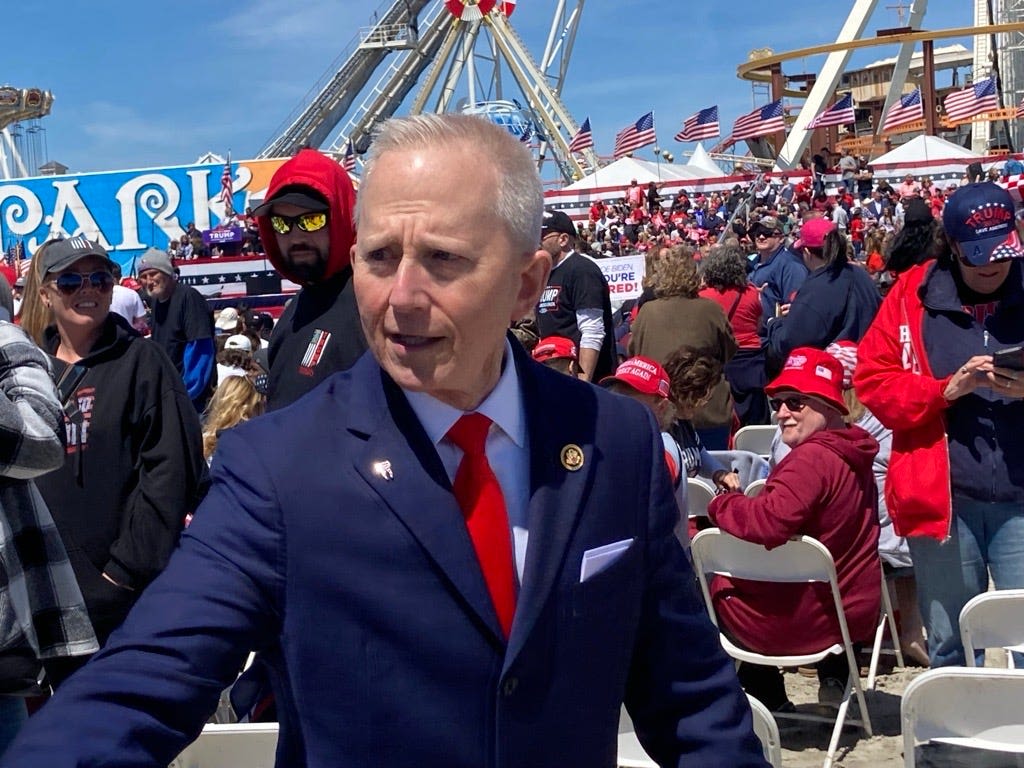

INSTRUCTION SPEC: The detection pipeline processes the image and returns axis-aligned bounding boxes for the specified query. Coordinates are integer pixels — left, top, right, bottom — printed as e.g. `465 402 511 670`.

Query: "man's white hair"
357 114 543 255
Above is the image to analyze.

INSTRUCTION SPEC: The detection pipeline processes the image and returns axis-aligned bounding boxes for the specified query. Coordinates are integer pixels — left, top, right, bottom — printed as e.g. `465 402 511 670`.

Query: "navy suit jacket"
2 343 766 767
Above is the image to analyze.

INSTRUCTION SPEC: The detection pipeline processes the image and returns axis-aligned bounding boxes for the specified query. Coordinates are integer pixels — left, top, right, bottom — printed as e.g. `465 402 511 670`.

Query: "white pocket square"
579 538 634 583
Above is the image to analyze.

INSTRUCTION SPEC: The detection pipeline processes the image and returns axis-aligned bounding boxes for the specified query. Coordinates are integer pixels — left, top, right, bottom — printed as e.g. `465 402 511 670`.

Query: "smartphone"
993 345 1024 372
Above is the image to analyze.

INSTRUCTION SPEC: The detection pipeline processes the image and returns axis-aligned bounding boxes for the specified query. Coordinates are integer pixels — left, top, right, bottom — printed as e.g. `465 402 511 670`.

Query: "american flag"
1017 99 1024 120
567 118 594 153
613 112 656 159
342 140 357 174
220 157 234 217
731 99 786 141
807 93 856 129
674 106 719 142
881 88 923 132
943 76 999 123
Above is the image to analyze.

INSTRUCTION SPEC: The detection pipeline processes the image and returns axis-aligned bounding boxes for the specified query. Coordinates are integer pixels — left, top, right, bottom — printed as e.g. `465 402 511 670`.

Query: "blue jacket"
1 343 767 768
749 245 808 330
919 259 1024 504
765 262 881 370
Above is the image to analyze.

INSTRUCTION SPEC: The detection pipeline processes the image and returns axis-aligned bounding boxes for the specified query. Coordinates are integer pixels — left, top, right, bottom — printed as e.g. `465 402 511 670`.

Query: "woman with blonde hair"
628 244 737 448
202 375 265 463
19 238 206 685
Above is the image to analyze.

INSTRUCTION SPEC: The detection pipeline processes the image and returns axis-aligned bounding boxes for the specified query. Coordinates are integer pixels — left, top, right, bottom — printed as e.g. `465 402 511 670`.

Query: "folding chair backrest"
959 589 1024 667
732 425 777 458
691 529 836 584
686 477 716 518
901 667 1024 767
744 478 767 498
170 723 279 768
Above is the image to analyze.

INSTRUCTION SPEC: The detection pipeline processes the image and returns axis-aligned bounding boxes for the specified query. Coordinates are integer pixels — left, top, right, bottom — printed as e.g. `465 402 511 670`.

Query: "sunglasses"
769 395 809 413
52 271 115 296
269 211 328 235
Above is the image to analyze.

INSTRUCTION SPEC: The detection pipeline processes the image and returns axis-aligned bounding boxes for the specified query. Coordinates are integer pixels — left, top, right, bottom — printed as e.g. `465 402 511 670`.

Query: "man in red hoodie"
254 149 368 410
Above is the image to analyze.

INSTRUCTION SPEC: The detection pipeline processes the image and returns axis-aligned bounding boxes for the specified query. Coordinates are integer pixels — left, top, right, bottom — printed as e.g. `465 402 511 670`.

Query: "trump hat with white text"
765 347 848 415
599 356 671 399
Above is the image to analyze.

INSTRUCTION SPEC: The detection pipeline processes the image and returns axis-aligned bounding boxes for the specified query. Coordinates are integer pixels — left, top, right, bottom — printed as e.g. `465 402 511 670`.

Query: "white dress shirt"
405 341 531 582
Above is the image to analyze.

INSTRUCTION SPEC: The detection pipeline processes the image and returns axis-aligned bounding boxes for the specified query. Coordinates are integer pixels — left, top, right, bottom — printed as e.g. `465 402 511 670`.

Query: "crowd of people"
0 114 1019 766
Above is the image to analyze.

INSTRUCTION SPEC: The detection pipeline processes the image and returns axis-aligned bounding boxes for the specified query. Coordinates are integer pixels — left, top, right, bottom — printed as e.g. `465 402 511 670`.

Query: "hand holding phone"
993 345 1024 373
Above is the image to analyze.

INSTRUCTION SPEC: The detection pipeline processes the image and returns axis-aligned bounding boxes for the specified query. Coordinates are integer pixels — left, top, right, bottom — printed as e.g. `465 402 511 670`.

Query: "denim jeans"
907 498 1024 667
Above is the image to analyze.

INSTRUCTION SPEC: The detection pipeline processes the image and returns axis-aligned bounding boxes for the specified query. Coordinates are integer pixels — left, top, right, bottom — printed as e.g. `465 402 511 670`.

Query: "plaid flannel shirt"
0 322 97 660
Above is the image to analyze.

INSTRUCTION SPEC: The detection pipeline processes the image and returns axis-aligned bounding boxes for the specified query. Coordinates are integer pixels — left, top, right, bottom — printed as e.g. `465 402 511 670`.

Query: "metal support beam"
871 0 929 145
773 0 880 170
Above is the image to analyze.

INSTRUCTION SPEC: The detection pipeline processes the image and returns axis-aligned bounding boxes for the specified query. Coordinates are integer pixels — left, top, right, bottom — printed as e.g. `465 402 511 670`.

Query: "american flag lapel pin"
372 460 394 481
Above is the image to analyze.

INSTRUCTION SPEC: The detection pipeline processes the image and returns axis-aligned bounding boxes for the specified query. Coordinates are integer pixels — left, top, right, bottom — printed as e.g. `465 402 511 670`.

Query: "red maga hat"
766 347 848 414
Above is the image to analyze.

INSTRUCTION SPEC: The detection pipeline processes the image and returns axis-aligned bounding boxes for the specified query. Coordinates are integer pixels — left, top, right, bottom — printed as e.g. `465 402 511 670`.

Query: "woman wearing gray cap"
856 182 1024 668
19 238 206 684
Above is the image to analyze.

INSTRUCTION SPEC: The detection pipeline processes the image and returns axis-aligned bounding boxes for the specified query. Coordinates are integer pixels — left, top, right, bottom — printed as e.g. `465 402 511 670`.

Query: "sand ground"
780 650 1018 767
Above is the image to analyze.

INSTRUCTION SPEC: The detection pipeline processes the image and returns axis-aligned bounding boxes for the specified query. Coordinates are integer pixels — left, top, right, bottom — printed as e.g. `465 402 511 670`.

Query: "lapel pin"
372 460 394 481
560 444 584 472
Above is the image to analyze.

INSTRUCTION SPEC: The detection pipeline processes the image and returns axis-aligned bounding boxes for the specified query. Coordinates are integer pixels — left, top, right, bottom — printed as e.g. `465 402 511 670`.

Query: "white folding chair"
617 695 782 768
690 529 873 768
960 588 1024 668
686 477 717 518
901 667 1024 767
747 694 783 768
169 723 279 768
866 563 904 688
744 478 767 498
732 425 777 459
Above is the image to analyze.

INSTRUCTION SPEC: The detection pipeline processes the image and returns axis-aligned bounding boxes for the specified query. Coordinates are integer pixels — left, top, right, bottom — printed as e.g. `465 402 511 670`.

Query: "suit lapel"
347 358 505 643
505 349 596 667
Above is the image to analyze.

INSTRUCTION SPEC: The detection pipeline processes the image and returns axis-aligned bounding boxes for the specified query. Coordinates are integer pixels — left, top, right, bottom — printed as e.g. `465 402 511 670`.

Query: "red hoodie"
707 426 881 655
256 149 356 285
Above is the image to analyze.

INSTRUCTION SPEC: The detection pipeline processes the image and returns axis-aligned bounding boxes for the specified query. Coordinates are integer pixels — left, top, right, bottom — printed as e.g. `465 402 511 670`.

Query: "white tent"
872 135 978 166
870 135 984 182
561 156 704 191
685 143 725 177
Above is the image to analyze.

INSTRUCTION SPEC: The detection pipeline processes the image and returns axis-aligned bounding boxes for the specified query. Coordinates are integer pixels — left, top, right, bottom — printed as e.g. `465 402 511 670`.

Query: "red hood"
802 425 879 471
256 149 356 285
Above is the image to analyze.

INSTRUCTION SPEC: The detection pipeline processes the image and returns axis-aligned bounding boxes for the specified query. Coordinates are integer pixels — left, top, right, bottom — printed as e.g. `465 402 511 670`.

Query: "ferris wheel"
257 0 592 182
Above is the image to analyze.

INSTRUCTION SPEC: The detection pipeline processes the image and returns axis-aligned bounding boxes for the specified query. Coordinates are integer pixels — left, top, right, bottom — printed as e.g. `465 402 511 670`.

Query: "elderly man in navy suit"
1 115 766 767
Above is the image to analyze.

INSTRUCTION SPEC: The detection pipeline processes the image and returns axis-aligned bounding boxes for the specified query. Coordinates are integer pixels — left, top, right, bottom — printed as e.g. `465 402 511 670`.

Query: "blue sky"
5 1 974 177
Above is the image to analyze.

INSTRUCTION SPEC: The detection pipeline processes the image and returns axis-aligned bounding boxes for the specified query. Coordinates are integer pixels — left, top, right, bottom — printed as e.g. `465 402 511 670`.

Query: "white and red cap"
825 340 858 390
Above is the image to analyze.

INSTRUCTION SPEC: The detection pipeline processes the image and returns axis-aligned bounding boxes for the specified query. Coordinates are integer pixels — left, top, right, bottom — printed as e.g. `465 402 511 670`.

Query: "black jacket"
40 314 206 640
765 262 880 371
266 267 367 411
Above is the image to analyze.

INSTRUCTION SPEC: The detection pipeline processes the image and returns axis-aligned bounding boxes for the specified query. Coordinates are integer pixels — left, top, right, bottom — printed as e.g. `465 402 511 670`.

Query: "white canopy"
685 143 725 176
562 156 704 191
872 135 978 166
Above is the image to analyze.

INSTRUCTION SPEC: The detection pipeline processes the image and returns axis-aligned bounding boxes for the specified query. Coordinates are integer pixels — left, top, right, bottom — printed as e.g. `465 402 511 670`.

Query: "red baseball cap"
532 336 577 363
600 356 671 398
766 347 848 414
793 217 836 250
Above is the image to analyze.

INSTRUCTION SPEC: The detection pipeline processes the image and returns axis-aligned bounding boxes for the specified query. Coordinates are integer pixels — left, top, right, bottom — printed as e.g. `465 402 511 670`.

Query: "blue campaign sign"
0 157 288 270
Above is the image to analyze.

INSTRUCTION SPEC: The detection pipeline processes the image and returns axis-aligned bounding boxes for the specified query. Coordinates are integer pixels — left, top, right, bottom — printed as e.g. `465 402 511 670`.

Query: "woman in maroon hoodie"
708 347 881 712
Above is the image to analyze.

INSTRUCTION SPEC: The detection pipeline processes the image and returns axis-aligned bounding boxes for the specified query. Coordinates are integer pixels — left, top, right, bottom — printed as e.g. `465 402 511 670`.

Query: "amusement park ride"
257 0 595 183
0 86 53 180
3 1 1024 183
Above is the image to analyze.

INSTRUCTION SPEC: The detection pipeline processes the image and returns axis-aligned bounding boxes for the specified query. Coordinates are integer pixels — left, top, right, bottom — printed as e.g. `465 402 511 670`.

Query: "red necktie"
446 413 517 638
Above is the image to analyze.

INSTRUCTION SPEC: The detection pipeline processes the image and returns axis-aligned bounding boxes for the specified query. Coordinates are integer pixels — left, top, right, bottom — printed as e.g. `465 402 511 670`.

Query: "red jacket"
854 261 954 540
707 427 881 655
